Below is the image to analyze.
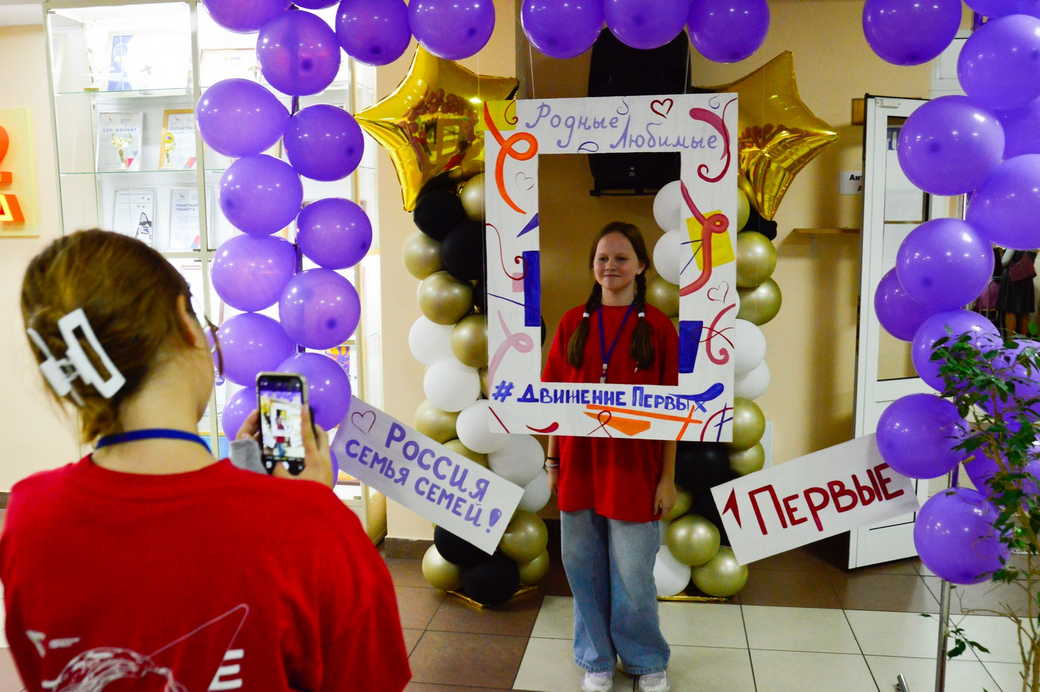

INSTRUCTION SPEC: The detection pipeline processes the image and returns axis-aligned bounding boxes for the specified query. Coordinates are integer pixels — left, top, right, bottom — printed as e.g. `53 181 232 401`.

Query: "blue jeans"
560 509 670 675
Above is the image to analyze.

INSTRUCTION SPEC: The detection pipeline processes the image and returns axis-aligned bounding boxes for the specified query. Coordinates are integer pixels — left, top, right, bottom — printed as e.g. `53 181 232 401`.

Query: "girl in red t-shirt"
543 222 678 692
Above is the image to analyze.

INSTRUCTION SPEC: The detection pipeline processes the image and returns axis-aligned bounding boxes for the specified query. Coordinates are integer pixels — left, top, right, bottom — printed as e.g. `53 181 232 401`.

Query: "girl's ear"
174 294 206 349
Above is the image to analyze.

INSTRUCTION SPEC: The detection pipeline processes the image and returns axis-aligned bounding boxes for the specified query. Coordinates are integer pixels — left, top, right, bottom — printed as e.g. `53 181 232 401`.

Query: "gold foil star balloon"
705 52 838 220
356 47 517 211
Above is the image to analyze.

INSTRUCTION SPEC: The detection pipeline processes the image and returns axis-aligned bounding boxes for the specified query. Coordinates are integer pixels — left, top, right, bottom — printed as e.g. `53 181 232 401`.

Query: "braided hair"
567 222 656 371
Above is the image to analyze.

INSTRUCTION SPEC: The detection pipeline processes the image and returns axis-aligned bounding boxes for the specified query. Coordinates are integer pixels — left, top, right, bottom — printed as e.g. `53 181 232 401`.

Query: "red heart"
351 409 376 434
650 98 674 119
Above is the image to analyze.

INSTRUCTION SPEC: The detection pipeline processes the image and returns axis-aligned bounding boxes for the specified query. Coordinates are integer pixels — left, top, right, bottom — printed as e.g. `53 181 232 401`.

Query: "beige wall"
375 3 517 540
0 25 80 491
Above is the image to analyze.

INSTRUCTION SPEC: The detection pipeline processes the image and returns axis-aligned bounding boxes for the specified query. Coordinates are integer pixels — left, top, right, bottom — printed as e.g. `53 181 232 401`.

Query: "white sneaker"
581 670 614 692
638 671 670 692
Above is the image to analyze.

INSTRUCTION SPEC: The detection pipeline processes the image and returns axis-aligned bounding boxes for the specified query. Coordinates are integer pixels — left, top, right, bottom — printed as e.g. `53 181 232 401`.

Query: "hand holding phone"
257 372 309 476
236 401 333 487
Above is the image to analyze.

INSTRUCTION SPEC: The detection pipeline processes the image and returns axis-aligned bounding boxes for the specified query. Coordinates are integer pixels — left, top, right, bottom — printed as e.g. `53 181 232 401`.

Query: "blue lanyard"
96 428 210 452
597 304 636 383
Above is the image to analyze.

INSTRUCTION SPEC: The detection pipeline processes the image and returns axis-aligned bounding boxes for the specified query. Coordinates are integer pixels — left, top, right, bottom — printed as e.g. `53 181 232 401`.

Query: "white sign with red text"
711 434 919 565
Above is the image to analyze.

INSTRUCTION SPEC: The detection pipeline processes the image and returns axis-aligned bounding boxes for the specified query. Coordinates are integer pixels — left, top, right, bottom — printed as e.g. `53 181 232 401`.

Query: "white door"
849 96 961 568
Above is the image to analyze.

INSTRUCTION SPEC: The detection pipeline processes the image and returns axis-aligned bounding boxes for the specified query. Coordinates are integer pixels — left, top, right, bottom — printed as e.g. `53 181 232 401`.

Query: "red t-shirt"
0 457 410 692
543 304 679 523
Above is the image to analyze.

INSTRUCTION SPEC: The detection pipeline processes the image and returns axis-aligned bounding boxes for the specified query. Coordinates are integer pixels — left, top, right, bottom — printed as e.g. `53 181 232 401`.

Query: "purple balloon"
337 0 411 66
911 310 999 391
897 96 1005 196
979 339 1040 419
204 0 289 32
284 105 364 182
217 313 295 387
219 155 303 236
874 268 936 341
914 488 1008 584
409 0 495 60
877 393 965 479
277 352 351 430
895 218 994 313
968 155 1040 249
222 387 257 439
604 0 687 50
958 14 1040 110
687 0 770 63
212 235 297 312
522 0 604 59
279 269 361 349
964 445 1040 497
862 0 960 66
967 0 1040 17
998 97 1040 157
297 198 372 269
196 79 289 158
295 0 338 8
257 10 341 96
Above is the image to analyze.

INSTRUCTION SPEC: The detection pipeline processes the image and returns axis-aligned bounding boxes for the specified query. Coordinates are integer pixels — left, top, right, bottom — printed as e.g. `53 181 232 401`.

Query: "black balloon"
461 552 520 606
414 189 466 241
472 277 488 314
691 490 730 546
434 526 487 568
442 220 485 282
675 441 736 493
742 204 778 240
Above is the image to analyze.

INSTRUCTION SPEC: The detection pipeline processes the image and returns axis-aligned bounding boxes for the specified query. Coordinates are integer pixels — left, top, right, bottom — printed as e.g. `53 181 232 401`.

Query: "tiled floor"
0 538 1029 691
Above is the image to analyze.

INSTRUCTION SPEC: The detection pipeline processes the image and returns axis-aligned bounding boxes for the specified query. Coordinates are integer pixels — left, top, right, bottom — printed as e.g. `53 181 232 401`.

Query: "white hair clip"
26 308 126 405
582 312 590 318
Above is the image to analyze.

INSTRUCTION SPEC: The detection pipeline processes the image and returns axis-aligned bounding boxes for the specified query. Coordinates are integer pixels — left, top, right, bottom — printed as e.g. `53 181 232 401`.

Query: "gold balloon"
666 515 722 567
451 314 488 368
418 270 474 325
647 275 679 317
737 188 751 231
422 544 462 591
404 232 443 280
518 550 550 585
460 173 485 221
415 400 459 444
729 443 765 476
736 231 777 288
444 438 488 468
499 510 549 564
704 52 838 220
355 47 517 211
731 397 765 451
691 547 748 597
663 489 693 522
737 278 782 326
479 367 489 397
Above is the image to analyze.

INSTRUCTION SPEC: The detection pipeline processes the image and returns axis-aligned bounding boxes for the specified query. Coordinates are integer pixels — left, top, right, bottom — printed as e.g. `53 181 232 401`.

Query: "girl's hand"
236 407 334 488
655 477 678 518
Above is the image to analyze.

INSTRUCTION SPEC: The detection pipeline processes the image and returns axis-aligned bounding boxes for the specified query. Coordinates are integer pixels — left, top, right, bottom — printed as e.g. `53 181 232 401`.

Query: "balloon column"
200 0 403 444
863 8 1040 584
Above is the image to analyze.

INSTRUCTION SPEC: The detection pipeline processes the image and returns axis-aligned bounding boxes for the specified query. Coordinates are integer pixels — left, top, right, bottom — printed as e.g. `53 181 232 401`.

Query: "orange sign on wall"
0 108 38 237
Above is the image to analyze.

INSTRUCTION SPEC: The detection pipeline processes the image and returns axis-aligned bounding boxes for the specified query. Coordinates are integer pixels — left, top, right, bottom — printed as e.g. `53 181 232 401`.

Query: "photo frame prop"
484 94 738 442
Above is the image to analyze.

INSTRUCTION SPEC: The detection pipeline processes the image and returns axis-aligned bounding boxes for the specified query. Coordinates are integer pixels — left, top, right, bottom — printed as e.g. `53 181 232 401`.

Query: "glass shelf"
56 87 191 98
60 168 198 176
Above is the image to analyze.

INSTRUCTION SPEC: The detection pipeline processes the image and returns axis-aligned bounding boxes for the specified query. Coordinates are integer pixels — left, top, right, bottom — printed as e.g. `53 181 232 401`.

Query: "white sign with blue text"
332 397 523 554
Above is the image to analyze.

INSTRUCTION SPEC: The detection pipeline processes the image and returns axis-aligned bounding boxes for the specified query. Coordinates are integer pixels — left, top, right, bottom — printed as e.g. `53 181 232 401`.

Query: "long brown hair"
21 229 196 443
566 221 655 370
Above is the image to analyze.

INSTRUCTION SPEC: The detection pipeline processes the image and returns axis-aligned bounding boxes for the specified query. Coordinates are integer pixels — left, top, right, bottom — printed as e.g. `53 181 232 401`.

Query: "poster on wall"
332 397 523 554
112 188 155 246
169 187 200 251
483 94 738 442
159 109 197 170
97 112 143 171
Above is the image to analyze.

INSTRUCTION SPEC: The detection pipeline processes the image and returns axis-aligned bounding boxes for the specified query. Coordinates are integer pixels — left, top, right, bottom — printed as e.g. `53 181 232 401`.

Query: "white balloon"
735 359 770 400
408 316 454 366
423 358 480 412
652 180 683 232
489 434 544 487
519 471 551 513
456 399 508 454
653 229 684 285
653 544 691 597
733 319 766 376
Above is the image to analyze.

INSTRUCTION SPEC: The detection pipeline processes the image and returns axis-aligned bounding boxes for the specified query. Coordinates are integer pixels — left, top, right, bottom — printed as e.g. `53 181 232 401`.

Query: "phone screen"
257 373 307 475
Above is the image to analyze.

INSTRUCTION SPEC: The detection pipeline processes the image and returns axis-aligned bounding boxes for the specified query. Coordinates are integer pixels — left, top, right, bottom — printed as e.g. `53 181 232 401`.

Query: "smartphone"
256 372 308 476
